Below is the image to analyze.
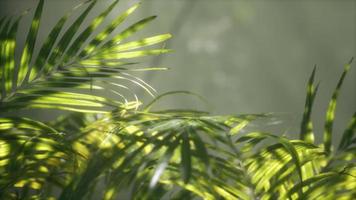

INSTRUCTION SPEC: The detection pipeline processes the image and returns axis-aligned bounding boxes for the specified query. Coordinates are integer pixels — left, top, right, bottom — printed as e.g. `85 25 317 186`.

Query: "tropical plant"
0 0 355 200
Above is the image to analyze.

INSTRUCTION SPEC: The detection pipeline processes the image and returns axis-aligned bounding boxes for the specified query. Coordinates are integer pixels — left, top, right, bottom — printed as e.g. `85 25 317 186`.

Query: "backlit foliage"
0 1 354 199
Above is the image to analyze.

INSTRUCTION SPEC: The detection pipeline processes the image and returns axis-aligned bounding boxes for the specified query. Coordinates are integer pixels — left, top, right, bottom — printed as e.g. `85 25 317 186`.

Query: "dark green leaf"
338 112 356 150
79 3 141 58
149 137 180 188
181 131 191 183
324 57 354 155
4 17 21 95
17 0 44 86
62 0 120 64
300 66 318 143
43 0 96 75
29 1 88 81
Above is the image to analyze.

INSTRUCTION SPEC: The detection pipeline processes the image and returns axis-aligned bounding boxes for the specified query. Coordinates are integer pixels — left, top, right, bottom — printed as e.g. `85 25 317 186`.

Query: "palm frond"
54 110 263 200
0 1 354 199
0 117 75 199
18 0 44 86
0 0 171 114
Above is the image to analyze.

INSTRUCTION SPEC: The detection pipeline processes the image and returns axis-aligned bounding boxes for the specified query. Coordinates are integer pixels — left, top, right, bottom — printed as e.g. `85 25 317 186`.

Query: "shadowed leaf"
338 112 356 150
323 57 354 155
300 66 319 143
18 0 44 86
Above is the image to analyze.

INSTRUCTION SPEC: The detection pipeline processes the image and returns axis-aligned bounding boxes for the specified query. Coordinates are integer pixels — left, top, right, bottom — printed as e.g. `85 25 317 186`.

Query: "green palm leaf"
18 0 44 86
0 0 171 114
323 58 354 155
0 1 354 199
0 117 75 199
300 66 319 143
338 113 356 150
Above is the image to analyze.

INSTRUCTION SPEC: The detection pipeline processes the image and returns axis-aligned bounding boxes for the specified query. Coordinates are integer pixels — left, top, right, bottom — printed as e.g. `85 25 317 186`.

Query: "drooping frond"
0 117 76 200
54 110 263 200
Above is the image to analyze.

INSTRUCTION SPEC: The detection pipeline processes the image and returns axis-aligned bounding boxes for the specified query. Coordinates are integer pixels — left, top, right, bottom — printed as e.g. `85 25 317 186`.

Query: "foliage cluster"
0 1 355 199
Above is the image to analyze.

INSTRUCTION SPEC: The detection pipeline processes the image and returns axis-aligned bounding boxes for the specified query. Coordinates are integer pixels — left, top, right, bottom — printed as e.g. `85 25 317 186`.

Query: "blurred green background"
0 0 355 143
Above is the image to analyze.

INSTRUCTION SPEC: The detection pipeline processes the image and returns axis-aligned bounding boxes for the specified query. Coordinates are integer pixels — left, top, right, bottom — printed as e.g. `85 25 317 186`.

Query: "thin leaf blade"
17 0 44 86
300 66 318 143
323 58 354 155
